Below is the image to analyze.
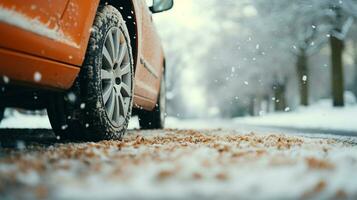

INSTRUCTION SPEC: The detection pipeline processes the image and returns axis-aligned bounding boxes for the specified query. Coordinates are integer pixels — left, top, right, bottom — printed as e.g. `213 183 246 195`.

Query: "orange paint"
0 47 79 90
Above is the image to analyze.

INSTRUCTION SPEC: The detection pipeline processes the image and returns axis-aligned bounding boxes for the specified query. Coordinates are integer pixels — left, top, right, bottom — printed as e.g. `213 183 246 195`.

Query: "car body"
0 0 166 110
0 0 173 140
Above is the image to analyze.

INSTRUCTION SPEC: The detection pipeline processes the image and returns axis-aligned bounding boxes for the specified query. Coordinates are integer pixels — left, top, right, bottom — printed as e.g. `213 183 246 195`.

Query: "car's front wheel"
47 5 134 141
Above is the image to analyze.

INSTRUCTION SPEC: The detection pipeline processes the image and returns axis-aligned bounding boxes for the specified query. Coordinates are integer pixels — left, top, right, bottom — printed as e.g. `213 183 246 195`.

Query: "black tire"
138 74 166 129
47 5 134 141
0 107 4 123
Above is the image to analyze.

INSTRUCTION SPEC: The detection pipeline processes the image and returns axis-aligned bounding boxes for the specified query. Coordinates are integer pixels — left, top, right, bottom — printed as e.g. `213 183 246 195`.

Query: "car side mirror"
149 0 174 13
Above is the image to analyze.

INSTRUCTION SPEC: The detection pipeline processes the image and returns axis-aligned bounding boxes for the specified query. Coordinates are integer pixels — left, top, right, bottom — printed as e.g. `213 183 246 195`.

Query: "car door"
134 0 164 109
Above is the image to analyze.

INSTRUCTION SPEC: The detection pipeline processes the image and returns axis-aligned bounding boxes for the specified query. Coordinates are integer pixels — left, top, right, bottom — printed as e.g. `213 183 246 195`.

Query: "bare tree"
253 0 331 106
326 2 355 106
352 38 357 97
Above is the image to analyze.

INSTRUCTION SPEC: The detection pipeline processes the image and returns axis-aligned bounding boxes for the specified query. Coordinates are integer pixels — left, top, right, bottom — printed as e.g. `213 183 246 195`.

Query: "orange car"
0 0 173 140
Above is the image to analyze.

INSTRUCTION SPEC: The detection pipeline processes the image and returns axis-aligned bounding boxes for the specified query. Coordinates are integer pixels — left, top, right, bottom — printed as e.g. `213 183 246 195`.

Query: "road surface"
0 120 357 199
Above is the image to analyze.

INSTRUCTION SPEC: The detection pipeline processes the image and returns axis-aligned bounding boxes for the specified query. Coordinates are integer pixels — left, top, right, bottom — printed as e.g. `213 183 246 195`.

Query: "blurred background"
154 0 357 119
2 0 357 130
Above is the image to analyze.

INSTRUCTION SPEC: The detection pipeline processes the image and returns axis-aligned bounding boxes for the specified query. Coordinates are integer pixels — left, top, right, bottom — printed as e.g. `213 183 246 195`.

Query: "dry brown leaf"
157 170 175 181
305 157 335 170
215 172 228 181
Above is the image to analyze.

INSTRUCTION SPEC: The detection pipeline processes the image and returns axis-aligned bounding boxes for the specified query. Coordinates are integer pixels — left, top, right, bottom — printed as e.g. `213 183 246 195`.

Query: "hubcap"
101 27 132 127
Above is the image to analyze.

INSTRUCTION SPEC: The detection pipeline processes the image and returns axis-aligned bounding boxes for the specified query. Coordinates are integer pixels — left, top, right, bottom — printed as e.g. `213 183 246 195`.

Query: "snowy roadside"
2 98 357 134
1 129 357 199
235 99 357 133
0 110 248 131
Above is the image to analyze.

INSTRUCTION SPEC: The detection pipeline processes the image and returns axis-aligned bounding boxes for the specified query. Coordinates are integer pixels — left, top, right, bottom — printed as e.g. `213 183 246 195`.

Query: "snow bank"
236 99 357 132
0 109 51 129
2 102 356 133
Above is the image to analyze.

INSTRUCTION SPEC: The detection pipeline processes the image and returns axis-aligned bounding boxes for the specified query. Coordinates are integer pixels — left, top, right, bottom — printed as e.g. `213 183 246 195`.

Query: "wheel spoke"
121 63 130 75
103 46 113 68
101 69 112 80
121 83 131 97
118 43 127 64
107 30 116 61
118 93 126 116
106 90 116 119
102 84 113 104
114 95 120 122
115 29 121 61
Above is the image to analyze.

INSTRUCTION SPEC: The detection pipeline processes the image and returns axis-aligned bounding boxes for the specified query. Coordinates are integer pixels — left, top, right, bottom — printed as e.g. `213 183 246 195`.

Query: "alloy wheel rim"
101 27 132 127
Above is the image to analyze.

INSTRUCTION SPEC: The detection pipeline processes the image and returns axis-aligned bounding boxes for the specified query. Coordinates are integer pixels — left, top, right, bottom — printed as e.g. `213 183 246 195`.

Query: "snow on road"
1 129 357 199
1 108 357 199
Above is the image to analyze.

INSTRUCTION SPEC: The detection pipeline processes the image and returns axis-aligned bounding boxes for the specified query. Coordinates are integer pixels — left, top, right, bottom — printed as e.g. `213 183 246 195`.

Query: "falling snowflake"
61 124 68 130
67 92 76 103
34 71 42 82
2 75 9 84
80 103 86 109
302 75 307 82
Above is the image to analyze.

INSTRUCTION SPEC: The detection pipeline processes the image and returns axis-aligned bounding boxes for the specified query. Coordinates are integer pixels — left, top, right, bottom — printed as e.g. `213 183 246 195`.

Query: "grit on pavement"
1 126 357 199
